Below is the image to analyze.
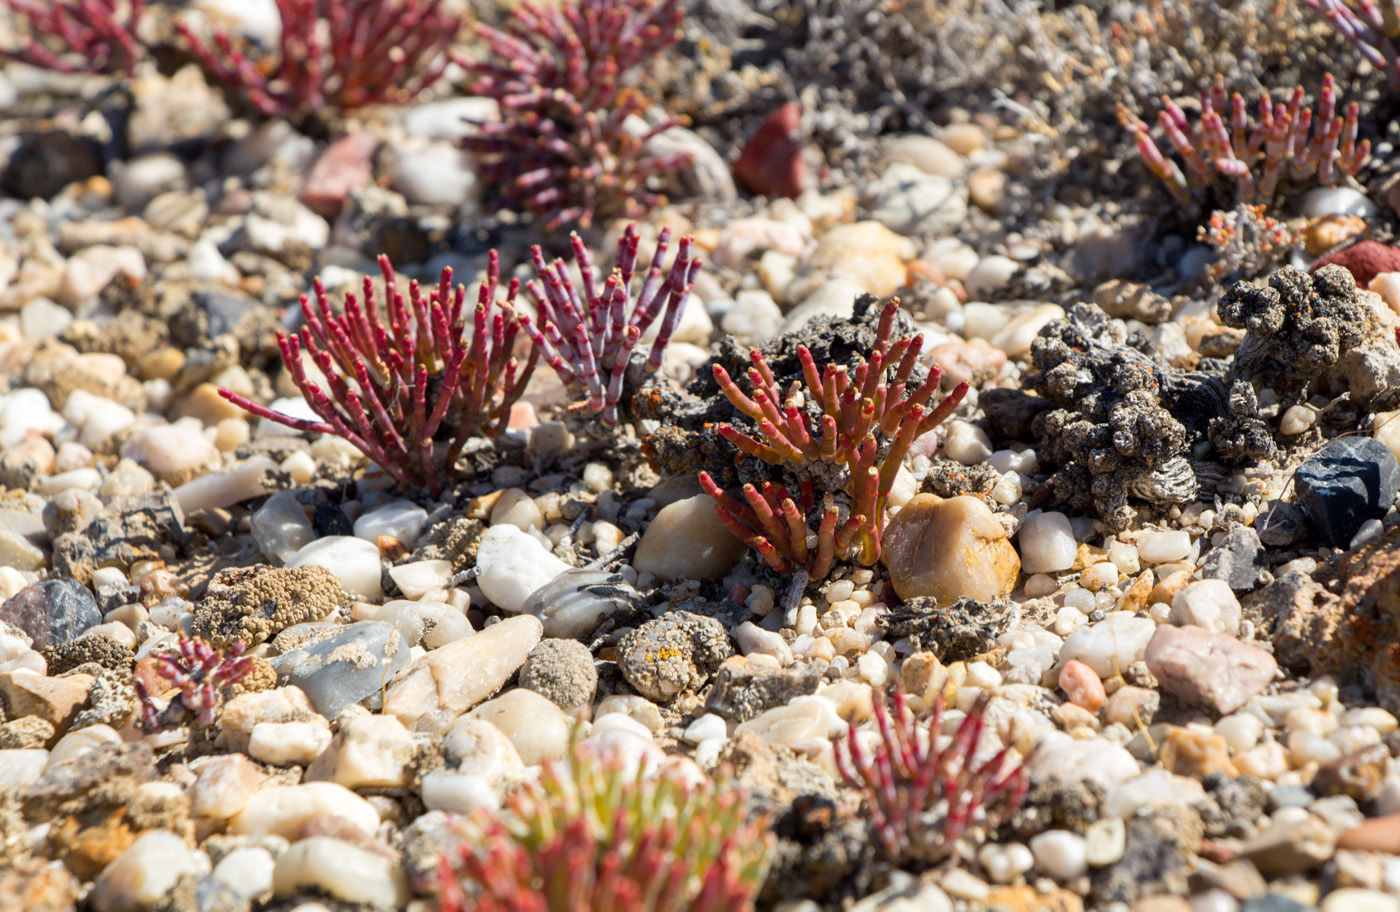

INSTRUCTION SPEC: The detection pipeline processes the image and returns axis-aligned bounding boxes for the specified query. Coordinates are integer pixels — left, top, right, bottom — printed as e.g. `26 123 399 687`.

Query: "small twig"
782 568 810 624
558 511 590 551
586 531 640 571
448 566 480 588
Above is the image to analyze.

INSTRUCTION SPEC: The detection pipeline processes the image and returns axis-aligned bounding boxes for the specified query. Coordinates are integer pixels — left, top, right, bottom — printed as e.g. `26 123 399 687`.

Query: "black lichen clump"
1217 264 1371 404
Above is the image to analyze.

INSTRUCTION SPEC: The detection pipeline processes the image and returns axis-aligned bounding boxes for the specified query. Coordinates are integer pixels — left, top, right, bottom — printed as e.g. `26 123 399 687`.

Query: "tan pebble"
1079 562 1119 593
1071 542 1109 571
1052 702 1101 732
214 418 250 452
967 168 1006 213
1119 571 1154 613
941 123 986 157
901 651 944 699
1159 726 1238 779
1304 214 1367 256
178 382 244 424
880 494 1020 603
1100 685 1159 728
1058 659 1106 713
1149 570 1193 605
138 348 185 383
1338 812 1400 853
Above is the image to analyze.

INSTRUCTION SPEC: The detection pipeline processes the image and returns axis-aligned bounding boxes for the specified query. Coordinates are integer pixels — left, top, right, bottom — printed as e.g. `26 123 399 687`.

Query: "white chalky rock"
121 420 218 481
490 488 544 531
20 297 73 341
420 771 500 813
443 716 527 794
0 749 49 792
286 535 383 600
247 720 333 766
1133 530 1192 564
190 754 264 820
272 837 410 907
63 390 137 448
173 456 276 513
734 696 846 749
1170 579 1242 636
57 245 146 307
387 560 453 600
942 420 993 465
90 830 202 912
475 525 570 613
1030 830 1089 881
1018 511 1077 574
0 388 64 448
250 491 314 562
1029 731 1139 790
469 688 573 765
230 782 380 840
211 847 275 901
683 713 728 745
306 713 415 789
353 500 428 547
721 289 783 344
403 98 499 140
1056 613 1157 678
393 140 480 208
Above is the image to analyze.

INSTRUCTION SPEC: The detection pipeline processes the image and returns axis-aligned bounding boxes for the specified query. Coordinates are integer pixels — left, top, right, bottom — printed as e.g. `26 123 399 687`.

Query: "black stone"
0 131 102 200
313 501 354 537
1294 436 1400 547
0 579 101 649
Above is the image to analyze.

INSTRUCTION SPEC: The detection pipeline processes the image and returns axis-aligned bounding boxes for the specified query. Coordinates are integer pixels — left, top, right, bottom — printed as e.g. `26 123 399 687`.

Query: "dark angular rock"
313 501 354 538
0 579 101 649
1257 501 1308 547
1240 896 1314 912
0 131 102 200
1294 436 1400 547
1201 524 1266 591
877 596 1016 662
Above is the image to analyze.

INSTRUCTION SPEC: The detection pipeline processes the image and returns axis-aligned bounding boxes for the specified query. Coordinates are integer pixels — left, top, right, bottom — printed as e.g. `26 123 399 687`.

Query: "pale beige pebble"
490 487 544 531
967 168 1007 213
991 304 1065 358
215 686 319 753
1372 272 1400 316
89 830 201 912
0 529 45 572
1100 685 1159 727
247 720 333 766
1280 405 1317 436
1084 816 1127 867
1239 813 1338 876
120 420 219 484
1058 660 1106 713
1145 625 1279 715
593 694 665 733
941 122 986 157
0 749 49 791
822 679 875 723
1375 409 1400 465
280 450 315 485
189 754 265 820
1079 562 1119 593
633 493 748 581
173 455 276 514
1024 574 1059 598
305 712 415 789
271 837 409 907
1234 736 1291 779
56 245 146 308
1109 540 1140 575
385 615 543 722
881 134 966 178
229 782 379 840
928 340 1007 388
442 716 528 794
0 671 92 730
880 494 1019 603
0 566 30 601
734 696 840 748
468 688 573 766
1215 713 1265 753
1149 570 1194 605
788 221 916 301
178 383 247 425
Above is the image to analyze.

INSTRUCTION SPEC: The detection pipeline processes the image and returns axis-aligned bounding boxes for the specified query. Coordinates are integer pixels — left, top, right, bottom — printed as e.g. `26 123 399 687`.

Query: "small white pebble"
1134 530 1192 563
1024 573 1059 598
1108 539 1140 575
582 462 613 493
858 651 889 687
1352 518 1385 550
965 661 1001 689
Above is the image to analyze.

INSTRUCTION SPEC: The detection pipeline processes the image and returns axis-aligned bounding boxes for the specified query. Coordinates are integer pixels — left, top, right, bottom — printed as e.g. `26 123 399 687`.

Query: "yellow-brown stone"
881 494 1019 603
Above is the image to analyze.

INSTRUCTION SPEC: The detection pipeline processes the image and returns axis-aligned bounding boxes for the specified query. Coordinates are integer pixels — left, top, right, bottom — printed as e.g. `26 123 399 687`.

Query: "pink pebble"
1058 659 1106 713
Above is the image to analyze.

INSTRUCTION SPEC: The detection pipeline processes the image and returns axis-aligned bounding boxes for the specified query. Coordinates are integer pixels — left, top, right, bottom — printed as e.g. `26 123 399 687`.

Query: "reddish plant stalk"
835 689 1028 866
517 224 699 425
134 635 253 732
1304 0 1400 91
1 0 145 74
177 0 459 120
220 254 536 497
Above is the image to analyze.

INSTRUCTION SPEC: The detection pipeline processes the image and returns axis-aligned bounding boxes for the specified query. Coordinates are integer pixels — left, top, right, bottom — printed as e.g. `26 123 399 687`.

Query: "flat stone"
229 782 379 840
468 688 573 766
1145 625 1278 715
0 579 101 649
272 836 409 907
270 621 410 719
1239 814 1337 876
384 615 542 723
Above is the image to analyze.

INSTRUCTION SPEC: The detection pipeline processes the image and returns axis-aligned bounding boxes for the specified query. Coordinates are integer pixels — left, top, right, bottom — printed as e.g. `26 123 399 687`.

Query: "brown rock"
0 859 81 912
1339 812 1400 853
1313 743 1390 801
1159 727 1238 779
984 884 1084 912
300 133 378 218
881 494 1019 603
0 673 92 732
1312 239 1400 287
51 807 137 880
1239 814 1337 875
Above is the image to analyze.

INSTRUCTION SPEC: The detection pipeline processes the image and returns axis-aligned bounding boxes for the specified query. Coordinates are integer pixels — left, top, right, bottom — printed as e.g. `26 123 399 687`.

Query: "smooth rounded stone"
1170 580 1242 636
475 524 570 613
1319 890 1400 912
1294 436 1400 547
634 493 749 581
173 455 276 513
1302 186 1380 218
0 388 64 449
272 836 409 907
1084 816 1127 867
521 568 641 639
518 638 597 710
594 694 665 733
488 488 544 532
384 615 542 722
285 536 383 600
1056 613 1157 678
352 500 428 547
881 494 1019 603
0 527 43 572
942 420 993 465
1019 511 1077 574
1215 713 1265 754
1029 731 1139 789
57 245 146 307
979 842 1034 884
734 696 842 749
420 771 500 813
964 255 1018 299
618 611 733 703
1146 625 1279 715
468 688 573 766
89 830 201 912
1133 530 1193 564
442 716 527 792
721 288 783 343
373 599 459 648
387 560 452 600
782 278 867 331
392 140 480 208
789 221 915 300
992 304 1065 358
0 579 101 649
20 296 73 341
269 621 410 720
866 162 968 237
248 720 333 766
1240 814 1338 876
883 135 966 178
250 491 314 563
211 847 274 901
683 712 728 745
0 749 49 792
1103 769 1205 819
113 152 187 211
305 713 414 789
47 724 121 767
230 782 379 840
190 754 264 820
1030 829 1088 881
1059 659 1106 712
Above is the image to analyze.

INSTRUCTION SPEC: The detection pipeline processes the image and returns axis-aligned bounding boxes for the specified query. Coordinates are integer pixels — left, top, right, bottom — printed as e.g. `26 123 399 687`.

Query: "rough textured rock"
517 638 598 710
705 656 822 722
877 596 1017 661
1294 436 1400 547
618 611 733 703
192 565 345 648
0 580 101 649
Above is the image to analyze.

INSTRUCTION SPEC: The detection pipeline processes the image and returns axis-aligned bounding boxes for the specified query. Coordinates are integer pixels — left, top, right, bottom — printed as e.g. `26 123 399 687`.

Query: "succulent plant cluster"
1304 0 1400 91
1124 73 1370 207
0 0 145 74
700 299 967 579
459 0 692 229
221 254 538 498
836 689 1028 867
439 740 771 912
133 635 254 732
177 0 460 121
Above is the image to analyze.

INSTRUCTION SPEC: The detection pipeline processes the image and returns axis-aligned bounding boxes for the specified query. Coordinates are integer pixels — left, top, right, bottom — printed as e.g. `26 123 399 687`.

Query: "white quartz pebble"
1170 579 1241 636
90 830 202 912
474 524 570 613
250 491 314 562
1057 614 1158 677
272 837 409 907
1030 829 1088 881
1133 530 1192 564
286 535 383 599
173 456 276 513
1019 512 1076 574
230 782 380 840
388 560 453 600
353 500 428 546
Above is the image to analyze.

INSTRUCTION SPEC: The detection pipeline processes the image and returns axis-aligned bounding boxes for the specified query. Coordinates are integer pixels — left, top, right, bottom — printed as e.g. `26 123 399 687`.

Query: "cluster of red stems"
458 0 692 230
1304 0 1400 92
835 689 1028 866
439 740 771 912
133 635 254 732
1124 73 1371 206
699 300 967 580
220 226 697 497
1 0 458 118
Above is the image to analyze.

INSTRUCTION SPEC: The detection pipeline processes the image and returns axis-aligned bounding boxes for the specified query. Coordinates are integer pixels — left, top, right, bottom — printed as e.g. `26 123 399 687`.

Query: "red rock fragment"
300 133 379 218
733 102 806 199
1310 239 1400 287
